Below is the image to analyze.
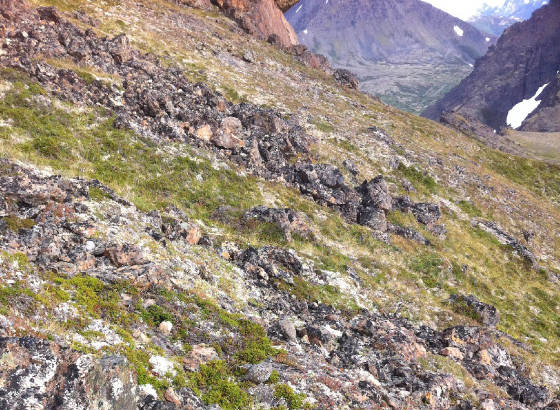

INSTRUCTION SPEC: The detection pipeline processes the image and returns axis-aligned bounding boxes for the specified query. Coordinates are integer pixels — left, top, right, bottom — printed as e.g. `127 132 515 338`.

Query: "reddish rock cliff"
215 0 298 47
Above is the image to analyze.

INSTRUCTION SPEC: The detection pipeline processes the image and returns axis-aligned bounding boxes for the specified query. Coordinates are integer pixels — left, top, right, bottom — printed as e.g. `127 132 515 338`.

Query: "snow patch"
506 83 549 129
453 25 464 37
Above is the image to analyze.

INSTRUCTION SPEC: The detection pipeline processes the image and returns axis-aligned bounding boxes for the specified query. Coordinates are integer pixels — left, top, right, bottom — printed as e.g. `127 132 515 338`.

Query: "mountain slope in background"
424 0 560 133
285 0 494 113
470 0 549 36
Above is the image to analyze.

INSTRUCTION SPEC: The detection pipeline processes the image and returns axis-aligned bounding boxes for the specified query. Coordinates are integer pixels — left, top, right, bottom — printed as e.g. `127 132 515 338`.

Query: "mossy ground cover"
0 255 283 406
1 66 560 367
3 0 560 388
0 68 262 223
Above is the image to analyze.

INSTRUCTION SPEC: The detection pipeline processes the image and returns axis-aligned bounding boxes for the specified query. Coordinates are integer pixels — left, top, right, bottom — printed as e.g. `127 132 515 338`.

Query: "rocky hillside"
0 0 560 410
424 0 560 133
285 0 494 113
469 0 549 36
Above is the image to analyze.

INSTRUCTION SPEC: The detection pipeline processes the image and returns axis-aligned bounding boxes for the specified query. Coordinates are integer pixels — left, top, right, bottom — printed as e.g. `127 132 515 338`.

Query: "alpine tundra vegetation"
0 0 559 409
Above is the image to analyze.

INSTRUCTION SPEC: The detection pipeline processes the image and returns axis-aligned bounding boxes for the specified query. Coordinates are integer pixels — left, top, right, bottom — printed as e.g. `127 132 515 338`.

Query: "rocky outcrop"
214 0 298 47
449 294 500 327
286 44 330 71
333 68 359 90
424 0 560 132
244 206 310 241
0 153 551 410
474 220 538 268
0 337 139 410
0 4 553 409
440 111 526 155
275 0 298 11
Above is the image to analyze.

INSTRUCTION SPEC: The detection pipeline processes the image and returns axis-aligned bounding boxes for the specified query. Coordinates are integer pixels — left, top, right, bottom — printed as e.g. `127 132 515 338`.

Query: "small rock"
242 50 255 63
184 223 202 245
195 124 213 142
85 240 96 252
343 159 358 176
278 319 297 342
244 362 272 384
138 384 158 399
158 321 173 335
212 117 244 149
411 202 441 226
481 399 495 410
182 345 219 371
440 346 464 361
104 244 146 267
164 387 181 406
149 355 176 377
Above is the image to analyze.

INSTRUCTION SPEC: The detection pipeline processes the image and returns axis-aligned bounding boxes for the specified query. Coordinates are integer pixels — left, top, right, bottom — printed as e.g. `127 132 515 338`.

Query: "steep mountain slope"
520 75 560 132
285 0 494 113
0 0 560 409
424 0 560 133
470 0 549 36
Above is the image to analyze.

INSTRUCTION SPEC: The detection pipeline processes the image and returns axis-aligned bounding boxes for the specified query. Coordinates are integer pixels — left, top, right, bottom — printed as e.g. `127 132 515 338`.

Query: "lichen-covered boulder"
0 337 138 410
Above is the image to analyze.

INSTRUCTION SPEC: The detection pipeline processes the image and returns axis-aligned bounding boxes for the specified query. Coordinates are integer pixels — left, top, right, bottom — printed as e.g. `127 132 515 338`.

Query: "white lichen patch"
148 355 176 377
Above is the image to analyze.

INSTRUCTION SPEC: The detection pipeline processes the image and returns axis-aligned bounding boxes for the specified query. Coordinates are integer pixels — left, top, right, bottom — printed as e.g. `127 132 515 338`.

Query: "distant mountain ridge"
470 0 549 35
424 0 560 132
285 0 494 113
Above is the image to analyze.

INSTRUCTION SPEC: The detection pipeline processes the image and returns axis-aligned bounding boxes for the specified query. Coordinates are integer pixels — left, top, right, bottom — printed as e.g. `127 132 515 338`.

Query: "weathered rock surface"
333 68 359 90
274 0 298 11
214 0 298 48
0 3 554 410
449 294 500 327
0 337 140 410
244 206 310 241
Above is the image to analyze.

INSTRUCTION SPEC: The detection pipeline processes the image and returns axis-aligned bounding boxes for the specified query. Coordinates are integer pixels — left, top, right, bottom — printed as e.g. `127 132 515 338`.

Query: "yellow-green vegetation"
1 58 560 371
481 148 560 203
1 214 35 232
409 252 443 289
396 163 438 194
189 361 250 410
279 277 360 314
89 186 111 201
448 295 483 324
456 200 483 218
0 68 262 222
2 0 559 392
273 383 309 410
312 118 334 134
0 259 281 402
